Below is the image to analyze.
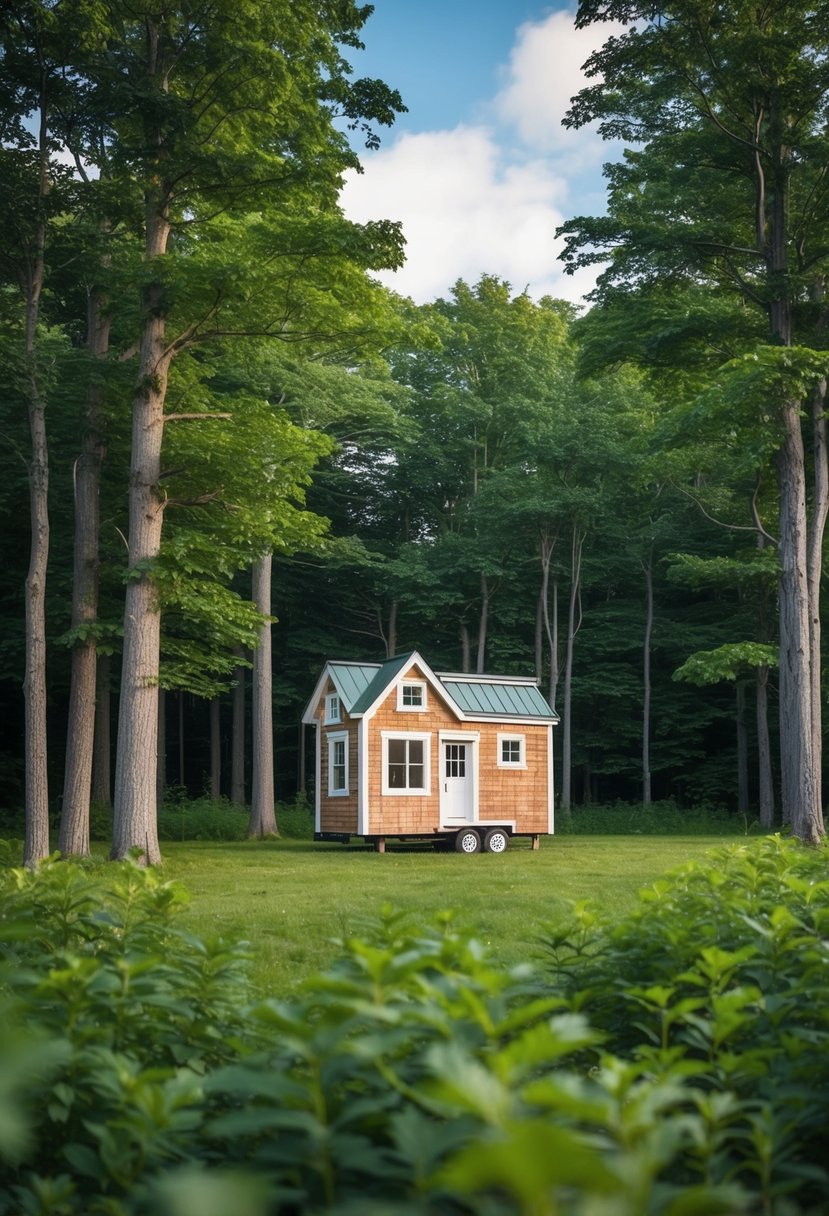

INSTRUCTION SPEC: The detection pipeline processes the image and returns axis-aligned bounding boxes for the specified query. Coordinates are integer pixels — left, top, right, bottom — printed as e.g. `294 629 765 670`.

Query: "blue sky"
351 1 559 133
341 3 623 305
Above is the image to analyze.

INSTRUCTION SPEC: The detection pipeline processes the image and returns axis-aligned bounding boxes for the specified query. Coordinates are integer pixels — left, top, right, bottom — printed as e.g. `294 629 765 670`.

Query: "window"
327 732 349 795
445 742 466 778
497 734 526 769
381 732 431 794
324 692 341 724
397 680 427 711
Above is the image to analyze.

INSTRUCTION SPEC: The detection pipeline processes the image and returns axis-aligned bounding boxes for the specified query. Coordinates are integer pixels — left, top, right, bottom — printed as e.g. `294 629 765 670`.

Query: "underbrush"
558 798 747 835
0 836 827 1214
0 796 315 851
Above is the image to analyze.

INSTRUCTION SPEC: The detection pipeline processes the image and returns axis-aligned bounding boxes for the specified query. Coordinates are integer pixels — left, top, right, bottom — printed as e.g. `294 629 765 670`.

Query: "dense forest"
2 0 828 862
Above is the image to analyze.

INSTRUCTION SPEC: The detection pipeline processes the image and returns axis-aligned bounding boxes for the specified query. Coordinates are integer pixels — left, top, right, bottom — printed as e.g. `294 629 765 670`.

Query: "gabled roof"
328 661 383 710
350 653 414 715
303 650 559 725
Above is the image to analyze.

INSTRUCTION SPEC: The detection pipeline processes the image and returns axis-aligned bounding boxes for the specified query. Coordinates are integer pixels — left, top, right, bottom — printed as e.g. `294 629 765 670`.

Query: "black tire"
454 827 481 854
483 827 510 854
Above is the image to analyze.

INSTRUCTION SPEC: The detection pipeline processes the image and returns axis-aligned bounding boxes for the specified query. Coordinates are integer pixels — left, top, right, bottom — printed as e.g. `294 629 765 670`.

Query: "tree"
560 0 829 840
48 1 404 862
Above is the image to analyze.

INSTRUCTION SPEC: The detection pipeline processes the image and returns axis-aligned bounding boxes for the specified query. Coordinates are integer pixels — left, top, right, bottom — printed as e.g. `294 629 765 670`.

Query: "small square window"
325 693 341 724
397 680 427 711
497 734 525 769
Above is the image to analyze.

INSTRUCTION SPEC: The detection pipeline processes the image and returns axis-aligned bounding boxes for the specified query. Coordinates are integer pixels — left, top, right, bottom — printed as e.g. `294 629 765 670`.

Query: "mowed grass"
163 834 733 994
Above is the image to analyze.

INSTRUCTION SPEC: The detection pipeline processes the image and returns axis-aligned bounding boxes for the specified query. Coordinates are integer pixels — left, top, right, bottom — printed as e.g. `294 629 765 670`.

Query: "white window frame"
327 731 349 796
381 731 431 795
324 692 341 724
497 733 526 769
397 679 427 712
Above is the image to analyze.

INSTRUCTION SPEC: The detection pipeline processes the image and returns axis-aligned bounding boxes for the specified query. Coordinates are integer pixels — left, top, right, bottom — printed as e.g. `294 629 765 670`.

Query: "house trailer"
302 650 558 853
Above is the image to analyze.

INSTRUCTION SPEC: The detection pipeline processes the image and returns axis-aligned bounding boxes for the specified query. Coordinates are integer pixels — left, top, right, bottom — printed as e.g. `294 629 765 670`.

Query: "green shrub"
157 797 250 841
156 796 314 842
557 798 745 835
1 839 827 1214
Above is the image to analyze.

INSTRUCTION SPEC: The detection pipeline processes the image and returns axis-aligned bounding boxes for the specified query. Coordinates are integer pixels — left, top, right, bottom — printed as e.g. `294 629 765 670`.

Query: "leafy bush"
558 798 745 835
157 797 250 841
541 835 829 1212
1 838 827 1214
156 796 313 842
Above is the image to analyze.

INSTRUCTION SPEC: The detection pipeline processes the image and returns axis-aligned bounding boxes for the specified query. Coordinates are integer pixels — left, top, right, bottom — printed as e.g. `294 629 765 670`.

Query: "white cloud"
494 9 624 151
341 125 596 304
340 8 622 306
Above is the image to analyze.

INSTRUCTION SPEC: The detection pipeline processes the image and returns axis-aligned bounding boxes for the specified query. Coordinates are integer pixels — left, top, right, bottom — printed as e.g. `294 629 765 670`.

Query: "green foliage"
674 642 779 686
0 858 254 1211
1 840 827 1213
154 797 313 842
542 836 829 1213
558 800 742 835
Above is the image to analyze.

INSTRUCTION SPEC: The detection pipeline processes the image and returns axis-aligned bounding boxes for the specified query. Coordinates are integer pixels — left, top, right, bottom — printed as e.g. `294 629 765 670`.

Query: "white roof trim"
301 660 381 724
356 650 467 723
436 671 541 687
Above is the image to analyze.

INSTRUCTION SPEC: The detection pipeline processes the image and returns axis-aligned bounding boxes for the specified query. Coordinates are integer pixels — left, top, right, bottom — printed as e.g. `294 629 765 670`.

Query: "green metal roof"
324 652 557 722
350 653 414 715
328 662 382 710
440 678 557 720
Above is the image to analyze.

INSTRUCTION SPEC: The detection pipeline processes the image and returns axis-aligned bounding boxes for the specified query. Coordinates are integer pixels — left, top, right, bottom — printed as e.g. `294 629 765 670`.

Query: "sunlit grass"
163 835 733 993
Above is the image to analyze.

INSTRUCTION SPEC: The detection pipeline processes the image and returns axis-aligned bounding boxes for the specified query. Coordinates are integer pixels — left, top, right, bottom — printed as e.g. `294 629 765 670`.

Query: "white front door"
441 739 474 822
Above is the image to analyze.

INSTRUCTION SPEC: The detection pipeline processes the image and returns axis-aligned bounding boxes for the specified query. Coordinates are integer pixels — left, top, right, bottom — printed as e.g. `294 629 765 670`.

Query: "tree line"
1 0 827 863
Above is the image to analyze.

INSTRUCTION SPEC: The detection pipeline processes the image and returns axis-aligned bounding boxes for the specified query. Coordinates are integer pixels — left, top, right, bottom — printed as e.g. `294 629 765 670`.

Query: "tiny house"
302 651 558 853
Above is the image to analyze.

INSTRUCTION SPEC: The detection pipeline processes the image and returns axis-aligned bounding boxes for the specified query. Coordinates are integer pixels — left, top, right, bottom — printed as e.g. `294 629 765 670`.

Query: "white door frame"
438 730 479 825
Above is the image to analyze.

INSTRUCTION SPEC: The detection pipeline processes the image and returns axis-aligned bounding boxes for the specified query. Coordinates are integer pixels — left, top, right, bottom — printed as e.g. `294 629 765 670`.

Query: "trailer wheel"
454 827 481 854
483 827 510 854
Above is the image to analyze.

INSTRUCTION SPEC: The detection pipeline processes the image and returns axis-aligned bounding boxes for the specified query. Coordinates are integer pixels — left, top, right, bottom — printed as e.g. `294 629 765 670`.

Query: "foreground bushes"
0 837 827 1214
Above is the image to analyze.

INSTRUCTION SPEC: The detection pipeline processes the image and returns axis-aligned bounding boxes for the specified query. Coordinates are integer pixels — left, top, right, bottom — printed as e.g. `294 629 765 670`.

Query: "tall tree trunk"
111 200 172 863
23 87 51 868
736 681 749 815
561 528 585 812
387 600 398 658
460 623 471 673
642 555 653 807
534 591 543 683
539 531 558 708
549 578 559 711
156 688 166 809
476 572 489 673
248 554 277 837
756 664 774 829
91 654 112 807
231 645 246 806
60 285 110 856
209 697 221 800
807 378 828 825
776 402 822 842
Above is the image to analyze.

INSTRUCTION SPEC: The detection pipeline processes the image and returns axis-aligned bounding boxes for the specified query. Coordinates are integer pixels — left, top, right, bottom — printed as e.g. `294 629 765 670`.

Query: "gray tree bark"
22 89 51 868
756 665 774 829
111 195 171 863
91 654 111 807
231 646 246 806
561 528 584 812
60 284 109 856
248 555 278 837
776 401 822 843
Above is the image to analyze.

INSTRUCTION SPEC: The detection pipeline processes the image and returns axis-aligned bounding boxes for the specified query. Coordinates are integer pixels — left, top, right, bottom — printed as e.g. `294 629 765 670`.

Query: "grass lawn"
164 834 736 993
